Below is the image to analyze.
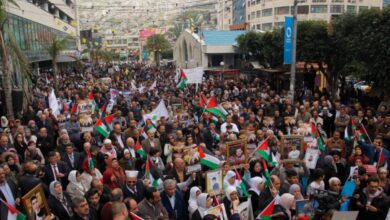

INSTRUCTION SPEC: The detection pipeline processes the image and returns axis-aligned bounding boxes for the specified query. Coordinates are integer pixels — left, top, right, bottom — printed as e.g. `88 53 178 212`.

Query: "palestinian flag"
145 156 162 188
351 118 358 132
358 123 368 141
311 123 325 151
377 150 387 168
135 139 146 159
176 68 188 89
262 159 271 187
257 198 275 220
95 114 115 138
71 103 78 114
88 91 100 114
256 138 270 161
235 169 249 197
87 150 94 172
198 146 221 170
129 212 144 220
0 199 26 220
199 94 208 108
204 96 227 120
145 119 156 133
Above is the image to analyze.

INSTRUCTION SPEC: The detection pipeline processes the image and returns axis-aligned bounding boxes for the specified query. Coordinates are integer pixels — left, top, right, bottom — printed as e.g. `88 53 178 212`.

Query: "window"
330 5 344 13
292 5 309 14
262 23 273 31
346 5 356 13
311 5 327 13
348 0 356 2
256 24 261 29
312 0 326 2
248 14 250 20
262 8 272 17
252 25 256 30
275 22 285 29
331 0 344 2
256 10 261 18
275 6 289 15
251 11 256 18
359 6 368 12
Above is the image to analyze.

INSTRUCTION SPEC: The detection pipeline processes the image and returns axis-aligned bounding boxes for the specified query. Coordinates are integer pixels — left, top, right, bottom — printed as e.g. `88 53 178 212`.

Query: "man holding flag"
357 134 390 170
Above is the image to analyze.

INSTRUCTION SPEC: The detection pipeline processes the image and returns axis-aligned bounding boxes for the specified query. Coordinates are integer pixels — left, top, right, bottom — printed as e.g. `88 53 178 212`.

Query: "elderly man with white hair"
326 177 347 210
100 139 117 158
160 179 188 220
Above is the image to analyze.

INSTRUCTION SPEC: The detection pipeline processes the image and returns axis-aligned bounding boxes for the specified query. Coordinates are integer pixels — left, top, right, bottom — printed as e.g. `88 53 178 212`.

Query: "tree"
144 34 171 66
46 36 70 92
0 0 30 119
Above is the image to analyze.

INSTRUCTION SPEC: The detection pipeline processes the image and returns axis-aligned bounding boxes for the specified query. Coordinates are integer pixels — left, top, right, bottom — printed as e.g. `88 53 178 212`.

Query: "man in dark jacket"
43 151 70 188
122 170 146 203
0 166 21 220
160 179 188 220
351 177 388 220
70 197 98 220
36 127 55 157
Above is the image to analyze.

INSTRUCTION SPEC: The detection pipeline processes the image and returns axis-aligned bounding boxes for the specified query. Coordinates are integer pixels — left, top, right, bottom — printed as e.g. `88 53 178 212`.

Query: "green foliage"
46 36 70 59
144 34 171 53
161 48 173 59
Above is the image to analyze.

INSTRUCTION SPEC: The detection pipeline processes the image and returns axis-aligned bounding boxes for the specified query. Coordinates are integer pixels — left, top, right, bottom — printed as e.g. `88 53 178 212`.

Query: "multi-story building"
247 0 383 31
102 34 141 60
217 0 233 30
230 0 248 30
384 0 390 7
5 0 80 72
1 0 79 113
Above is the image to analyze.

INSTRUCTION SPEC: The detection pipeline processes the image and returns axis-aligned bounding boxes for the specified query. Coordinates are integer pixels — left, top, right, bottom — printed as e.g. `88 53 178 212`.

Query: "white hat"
103 139 112 144
125 170 139 178
1 116 8 128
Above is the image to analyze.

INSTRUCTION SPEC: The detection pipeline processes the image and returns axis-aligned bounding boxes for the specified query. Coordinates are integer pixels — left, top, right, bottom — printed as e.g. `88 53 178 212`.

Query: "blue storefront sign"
143 51 148 60
284 16 293 64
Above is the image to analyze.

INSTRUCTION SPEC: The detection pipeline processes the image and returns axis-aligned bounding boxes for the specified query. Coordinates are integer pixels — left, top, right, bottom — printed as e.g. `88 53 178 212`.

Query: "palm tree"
144 34 171 66
46 36 70 92
0 0 30 119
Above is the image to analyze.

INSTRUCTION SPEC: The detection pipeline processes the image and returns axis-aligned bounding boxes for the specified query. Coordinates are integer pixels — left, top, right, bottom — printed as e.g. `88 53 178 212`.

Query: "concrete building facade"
247 0 383 31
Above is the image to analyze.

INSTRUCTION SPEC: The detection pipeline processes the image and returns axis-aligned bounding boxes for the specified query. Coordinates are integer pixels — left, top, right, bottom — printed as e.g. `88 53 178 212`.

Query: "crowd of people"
0 62 389 220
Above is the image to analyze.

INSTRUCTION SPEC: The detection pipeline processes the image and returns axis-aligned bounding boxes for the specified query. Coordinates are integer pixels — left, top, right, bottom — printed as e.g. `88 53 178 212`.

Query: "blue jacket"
359 141 390 169
160 189 188 220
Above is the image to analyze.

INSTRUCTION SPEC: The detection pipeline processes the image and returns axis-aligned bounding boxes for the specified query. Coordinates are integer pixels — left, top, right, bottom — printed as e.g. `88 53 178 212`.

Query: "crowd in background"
0 63 389 220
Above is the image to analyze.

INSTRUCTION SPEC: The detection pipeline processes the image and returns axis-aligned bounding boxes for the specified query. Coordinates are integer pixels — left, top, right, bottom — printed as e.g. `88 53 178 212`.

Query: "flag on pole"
143 100 169 125
256 198 275 220
88 91 100 114
262 160 271 187
176 68 188 89
256 138 270 161
377 149 387 168
198 146 221 170
129 212 144 220
199 94 208 108
135 139 146 159
213 195 220 206
344 126 351 142
86 150 94 172
0 199 26 220
71 103 78 114
94 114 115 138
204 96 227 120
311 123 325 151
235 169 249 197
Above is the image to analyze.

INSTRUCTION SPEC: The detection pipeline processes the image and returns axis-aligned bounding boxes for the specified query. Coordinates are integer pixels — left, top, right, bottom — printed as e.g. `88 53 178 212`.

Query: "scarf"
248 176 263 196
49 181 73 216
188 187 200 216
363 187 383 204
197 193 209 218
68 170 86 193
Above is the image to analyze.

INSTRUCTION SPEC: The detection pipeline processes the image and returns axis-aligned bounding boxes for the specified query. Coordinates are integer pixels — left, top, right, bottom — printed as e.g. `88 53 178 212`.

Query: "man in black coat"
18 162 47 196
160 179 188 220
62 144 83 172
43 151 70 188
122 170 147 203
70 197 98 220
0 166 21 220
36 127 55 157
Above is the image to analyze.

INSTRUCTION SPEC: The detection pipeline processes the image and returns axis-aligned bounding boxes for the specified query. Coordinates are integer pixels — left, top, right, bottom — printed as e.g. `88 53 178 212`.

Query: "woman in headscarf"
223 186 241 219
188 186 201 219
249 159 263 178
191 193 213 220
103 156 126 187
277 193 296 220
323 155 338 189
248 176 264 213
48 181 73 219
289 184 304 200
80 156 103 188
66 170 89 200
13 133 27 158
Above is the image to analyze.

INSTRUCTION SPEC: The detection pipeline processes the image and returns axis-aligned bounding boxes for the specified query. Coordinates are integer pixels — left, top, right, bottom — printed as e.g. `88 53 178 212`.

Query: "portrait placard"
280 135 304 162
186 163 202 175
206 169 223 195
204 204 228 220
22 184 51 220
226 140 248 167
304 148 319 169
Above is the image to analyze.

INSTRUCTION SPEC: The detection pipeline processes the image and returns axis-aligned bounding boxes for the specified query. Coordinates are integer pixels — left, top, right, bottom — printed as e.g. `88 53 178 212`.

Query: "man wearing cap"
100 139 117 158
122 170 147 203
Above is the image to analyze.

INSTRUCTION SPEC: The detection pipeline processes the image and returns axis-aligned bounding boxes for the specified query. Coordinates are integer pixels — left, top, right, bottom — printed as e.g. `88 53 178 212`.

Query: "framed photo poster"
21 184 51 220
280 135 304 161
226 140 248 167
206 169 223 195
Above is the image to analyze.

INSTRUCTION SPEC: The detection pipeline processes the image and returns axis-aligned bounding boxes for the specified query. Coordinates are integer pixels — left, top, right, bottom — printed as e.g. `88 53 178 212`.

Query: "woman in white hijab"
223 186 241 218
248 176 264 212
66 170 89 200
188 186 201 219
191 193 213 220
279 193 296 219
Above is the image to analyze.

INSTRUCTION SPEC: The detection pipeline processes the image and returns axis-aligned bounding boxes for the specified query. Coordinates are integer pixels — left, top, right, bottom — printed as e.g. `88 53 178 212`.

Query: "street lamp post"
289 0 298 104
220 61 224 81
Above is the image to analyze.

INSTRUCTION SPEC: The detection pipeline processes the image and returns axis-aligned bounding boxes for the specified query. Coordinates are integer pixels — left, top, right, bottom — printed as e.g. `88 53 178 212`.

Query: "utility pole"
289 0 298 104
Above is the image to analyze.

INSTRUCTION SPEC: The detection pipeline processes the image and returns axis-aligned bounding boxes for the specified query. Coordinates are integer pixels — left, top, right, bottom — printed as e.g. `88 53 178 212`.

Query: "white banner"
143 100 169 124
184 67 204 84
49 90 60 117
